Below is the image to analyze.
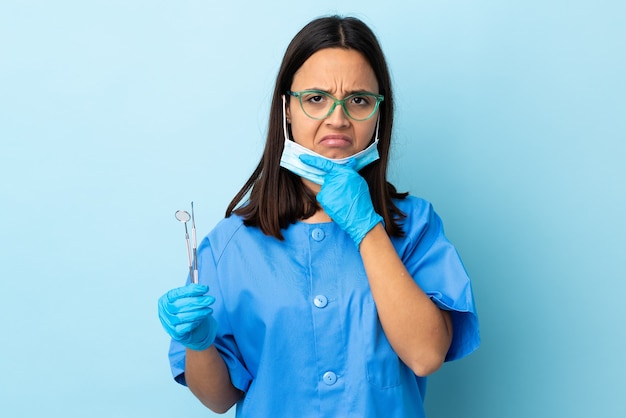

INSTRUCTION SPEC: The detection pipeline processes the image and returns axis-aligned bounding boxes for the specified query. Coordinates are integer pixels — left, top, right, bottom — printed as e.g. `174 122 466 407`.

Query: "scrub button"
311 228 325 241
313 295 328 308
322 371 337 385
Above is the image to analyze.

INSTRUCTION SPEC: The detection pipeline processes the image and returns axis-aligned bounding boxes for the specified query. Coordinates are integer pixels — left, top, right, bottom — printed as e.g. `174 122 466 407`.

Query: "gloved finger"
299 154 356 173
172 317 211 337
166 295 216 315
159 308 214 339
160 305 214 327
159 307 213 336
165 284 209 303
159 313 187 339
159 295 214 326
158 289 214 326
163 306 215 328
343 158 357 169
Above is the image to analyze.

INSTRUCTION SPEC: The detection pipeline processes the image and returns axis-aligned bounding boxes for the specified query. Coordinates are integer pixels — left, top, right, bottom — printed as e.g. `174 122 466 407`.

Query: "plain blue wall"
1 1 624 417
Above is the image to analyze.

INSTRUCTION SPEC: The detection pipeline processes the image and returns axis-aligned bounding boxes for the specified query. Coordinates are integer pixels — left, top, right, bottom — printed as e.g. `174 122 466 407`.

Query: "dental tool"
190 202 198 284
175 203 198 284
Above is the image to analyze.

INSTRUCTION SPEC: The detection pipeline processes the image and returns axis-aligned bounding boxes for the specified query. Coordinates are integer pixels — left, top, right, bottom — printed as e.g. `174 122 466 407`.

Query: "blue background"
1 1 624 417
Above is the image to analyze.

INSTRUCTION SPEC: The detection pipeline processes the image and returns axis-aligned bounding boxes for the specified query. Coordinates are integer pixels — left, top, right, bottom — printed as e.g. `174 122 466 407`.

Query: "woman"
158 15 479 417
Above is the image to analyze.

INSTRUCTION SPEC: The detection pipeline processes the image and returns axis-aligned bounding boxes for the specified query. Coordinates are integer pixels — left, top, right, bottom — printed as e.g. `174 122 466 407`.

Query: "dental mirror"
175 210 191 223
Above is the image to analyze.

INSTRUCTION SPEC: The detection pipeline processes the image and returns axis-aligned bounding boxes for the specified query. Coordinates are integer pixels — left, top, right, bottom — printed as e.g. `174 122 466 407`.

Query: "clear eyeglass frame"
287 90 384 121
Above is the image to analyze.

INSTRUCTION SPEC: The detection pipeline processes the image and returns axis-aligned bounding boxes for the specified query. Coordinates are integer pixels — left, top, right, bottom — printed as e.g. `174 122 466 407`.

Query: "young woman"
158 15 479 417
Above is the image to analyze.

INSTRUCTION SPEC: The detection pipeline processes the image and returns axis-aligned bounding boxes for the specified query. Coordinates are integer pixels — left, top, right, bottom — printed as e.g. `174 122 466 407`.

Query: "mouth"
319 134 352 147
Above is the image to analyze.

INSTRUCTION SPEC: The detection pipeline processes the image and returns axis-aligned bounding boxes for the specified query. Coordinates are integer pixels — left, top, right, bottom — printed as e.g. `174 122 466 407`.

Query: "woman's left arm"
298 154 453 376
359 223 453 377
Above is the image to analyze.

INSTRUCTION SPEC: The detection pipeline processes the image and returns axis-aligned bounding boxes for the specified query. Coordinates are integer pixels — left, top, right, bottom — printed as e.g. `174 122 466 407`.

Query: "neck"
302 177 321 193
302 209 332 224
300 178 332 223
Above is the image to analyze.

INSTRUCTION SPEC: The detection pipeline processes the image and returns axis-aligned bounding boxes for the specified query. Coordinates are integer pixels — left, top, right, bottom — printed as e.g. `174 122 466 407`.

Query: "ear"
285 103 292 123
282 94 292 124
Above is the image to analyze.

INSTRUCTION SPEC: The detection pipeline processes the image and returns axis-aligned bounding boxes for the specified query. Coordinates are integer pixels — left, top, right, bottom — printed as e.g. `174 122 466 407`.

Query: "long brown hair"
226 16 407 240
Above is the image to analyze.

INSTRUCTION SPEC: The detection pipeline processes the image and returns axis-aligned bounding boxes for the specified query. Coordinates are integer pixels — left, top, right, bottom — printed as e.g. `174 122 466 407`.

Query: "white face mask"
279 95 380 185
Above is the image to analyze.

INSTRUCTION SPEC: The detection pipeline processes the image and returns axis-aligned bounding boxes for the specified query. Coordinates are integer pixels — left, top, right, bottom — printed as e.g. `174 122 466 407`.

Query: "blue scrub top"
169 195 480 417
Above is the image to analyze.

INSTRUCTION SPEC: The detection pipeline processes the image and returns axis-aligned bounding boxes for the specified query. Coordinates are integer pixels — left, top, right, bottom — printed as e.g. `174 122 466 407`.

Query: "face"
286 48 379 159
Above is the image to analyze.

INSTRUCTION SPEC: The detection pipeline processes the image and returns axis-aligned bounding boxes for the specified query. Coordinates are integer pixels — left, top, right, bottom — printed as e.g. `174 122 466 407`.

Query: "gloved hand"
299 154 383 247
158 283 217 351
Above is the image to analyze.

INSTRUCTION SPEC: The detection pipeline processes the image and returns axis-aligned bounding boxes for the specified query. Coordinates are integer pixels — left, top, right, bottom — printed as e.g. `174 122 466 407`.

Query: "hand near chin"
299 154 382 247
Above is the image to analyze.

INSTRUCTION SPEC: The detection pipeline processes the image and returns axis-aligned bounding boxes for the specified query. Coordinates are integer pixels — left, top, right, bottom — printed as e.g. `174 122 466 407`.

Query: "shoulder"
211 214 247 240
391 194 447 248
394 194 437 226
394 194 432 212
198 215 248 258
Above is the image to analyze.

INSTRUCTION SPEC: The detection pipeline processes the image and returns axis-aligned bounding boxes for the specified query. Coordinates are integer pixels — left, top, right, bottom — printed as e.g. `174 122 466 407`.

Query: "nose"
325 103 350 127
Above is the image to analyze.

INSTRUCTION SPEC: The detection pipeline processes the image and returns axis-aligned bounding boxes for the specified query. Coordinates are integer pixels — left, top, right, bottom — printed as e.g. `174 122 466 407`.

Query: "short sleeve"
394 197 480 362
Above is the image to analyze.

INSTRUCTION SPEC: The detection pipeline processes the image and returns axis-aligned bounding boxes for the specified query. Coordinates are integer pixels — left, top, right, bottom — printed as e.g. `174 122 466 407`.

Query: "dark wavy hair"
226 15 407 239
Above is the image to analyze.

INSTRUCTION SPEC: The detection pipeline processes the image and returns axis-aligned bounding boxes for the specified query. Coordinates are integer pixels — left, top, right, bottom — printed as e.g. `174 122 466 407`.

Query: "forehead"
292 48 378 92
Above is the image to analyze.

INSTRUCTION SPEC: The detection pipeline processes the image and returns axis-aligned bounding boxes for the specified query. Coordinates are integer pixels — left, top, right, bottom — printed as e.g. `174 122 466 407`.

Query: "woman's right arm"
185 345 243 413
158 284 243 413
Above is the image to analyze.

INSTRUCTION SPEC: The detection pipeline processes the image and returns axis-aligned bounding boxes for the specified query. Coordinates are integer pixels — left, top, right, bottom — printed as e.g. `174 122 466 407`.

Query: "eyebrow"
304 87 378 95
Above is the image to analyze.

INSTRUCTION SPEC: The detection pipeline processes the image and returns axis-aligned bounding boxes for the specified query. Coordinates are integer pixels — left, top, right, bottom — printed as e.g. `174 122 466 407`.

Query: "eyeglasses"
287 90 384 121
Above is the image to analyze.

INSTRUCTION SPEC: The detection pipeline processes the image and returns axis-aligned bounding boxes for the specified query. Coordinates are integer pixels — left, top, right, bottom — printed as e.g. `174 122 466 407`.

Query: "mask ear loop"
374 113 380 142
282 95 291 141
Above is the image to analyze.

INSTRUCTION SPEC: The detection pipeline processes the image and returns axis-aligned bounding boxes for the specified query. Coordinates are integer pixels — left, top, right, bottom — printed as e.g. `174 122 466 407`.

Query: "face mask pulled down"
279 95 380 185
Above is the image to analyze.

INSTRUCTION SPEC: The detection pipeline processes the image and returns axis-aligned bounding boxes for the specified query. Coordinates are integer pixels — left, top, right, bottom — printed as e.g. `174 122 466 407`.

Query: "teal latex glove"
158 283 217 351
299 154 383 247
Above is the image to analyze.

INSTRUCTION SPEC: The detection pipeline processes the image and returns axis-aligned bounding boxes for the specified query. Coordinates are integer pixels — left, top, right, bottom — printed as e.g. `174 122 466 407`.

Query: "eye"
350 95 372 106
302 92 328 105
